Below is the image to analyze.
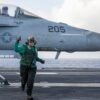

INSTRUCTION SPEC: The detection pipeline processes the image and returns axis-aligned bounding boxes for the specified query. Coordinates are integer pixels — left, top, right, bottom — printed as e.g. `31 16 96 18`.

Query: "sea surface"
0 58 100 69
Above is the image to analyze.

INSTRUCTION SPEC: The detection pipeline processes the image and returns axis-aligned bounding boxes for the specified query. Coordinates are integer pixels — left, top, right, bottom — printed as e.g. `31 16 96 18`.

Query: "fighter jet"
0 4 100 59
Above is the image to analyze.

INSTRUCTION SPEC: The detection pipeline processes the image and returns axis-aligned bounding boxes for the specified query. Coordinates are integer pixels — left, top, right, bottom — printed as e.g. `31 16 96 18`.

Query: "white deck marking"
0 75 5 80
16 72 100 75
37 72 58 75
16 72 58 75
60 72 100 75
1 71 100 76
3 82 100 88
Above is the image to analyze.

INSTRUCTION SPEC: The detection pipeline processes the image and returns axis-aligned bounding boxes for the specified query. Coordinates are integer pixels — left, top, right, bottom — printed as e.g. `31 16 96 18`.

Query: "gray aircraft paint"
0 4 100 58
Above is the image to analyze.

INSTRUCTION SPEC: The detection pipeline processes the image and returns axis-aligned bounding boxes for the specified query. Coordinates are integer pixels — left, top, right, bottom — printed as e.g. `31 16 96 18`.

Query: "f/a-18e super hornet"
0 4 100 59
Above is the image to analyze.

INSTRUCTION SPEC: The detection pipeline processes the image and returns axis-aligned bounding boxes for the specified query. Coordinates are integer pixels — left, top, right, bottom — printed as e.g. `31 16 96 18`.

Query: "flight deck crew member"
14 36 45 100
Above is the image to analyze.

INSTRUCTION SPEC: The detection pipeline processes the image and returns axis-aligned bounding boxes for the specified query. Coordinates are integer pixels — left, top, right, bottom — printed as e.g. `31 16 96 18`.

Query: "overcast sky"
0 0 100 58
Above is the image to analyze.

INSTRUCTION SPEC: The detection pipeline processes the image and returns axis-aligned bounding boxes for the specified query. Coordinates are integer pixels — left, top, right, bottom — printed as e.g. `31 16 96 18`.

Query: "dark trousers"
20 64 37 96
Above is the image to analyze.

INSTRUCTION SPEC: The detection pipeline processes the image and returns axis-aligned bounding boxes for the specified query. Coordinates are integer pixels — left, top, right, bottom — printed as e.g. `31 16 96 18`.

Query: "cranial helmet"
27 36 36 44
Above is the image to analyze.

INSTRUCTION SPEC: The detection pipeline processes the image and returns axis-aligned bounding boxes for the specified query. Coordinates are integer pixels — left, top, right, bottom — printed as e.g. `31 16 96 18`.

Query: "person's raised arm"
15 36 25 54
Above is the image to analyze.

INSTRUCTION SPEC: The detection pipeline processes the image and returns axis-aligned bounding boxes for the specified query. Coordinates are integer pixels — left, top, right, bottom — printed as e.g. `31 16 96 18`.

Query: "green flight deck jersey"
15 42 44 68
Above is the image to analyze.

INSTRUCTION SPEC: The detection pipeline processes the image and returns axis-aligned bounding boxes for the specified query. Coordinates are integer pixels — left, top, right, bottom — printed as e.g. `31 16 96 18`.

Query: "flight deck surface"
0 68 100 100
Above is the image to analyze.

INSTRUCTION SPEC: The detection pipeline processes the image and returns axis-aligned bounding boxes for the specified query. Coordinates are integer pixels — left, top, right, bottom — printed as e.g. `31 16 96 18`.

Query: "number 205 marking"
48 26 66 33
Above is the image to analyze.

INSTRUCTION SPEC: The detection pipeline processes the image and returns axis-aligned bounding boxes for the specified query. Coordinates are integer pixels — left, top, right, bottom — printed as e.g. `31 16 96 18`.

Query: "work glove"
40 60 45 64
16 36 21 43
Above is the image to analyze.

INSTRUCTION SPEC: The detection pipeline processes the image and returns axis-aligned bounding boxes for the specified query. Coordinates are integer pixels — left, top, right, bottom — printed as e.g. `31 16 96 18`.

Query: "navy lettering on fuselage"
48 26 66 33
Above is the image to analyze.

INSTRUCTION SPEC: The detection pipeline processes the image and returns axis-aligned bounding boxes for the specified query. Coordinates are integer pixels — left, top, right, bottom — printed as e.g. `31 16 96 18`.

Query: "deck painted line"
17 72 100 75
4 82 100 88
60 72 100 75
0 75 5 80
16 72 58 75
37 72 58 75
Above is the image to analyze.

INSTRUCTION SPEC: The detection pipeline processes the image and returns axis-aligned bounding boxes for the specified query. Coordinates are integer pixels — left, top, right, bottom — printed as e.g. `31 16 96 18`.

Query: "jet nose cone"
87 32 100 51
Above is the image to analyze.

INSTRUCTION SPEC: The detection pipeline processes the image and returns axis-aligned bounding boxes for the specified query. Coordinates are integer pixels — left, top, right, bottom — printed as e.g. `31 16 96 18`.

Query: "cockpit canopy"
0 4 41 18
